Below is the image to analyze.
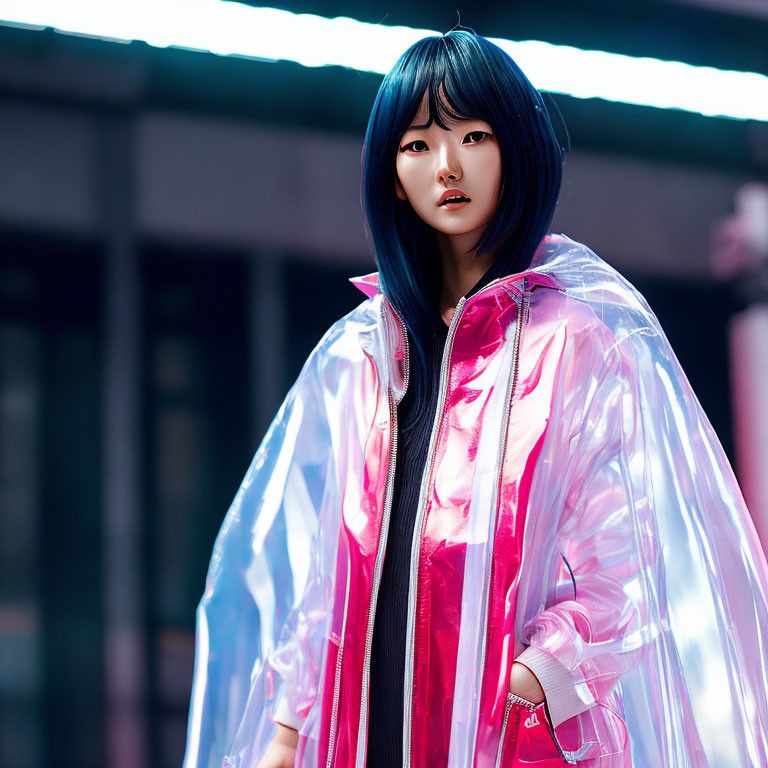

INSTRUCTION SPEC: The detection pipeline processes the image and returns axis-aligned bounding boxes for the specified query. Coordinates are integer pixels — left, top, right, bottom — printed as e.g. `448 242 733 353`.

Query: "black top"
366 269 496 765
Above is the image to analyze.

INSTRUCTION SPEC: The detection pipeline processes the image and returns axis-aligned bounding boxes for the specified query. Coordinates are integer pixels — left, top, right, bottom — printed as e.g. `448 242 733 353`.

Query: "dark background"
0 1 765 766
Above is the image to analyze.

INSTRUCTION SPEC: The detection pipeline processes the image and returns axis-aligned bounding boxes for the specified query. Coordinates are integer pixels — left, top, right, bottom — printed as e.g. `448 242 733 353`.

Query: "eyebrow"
405 117 486 131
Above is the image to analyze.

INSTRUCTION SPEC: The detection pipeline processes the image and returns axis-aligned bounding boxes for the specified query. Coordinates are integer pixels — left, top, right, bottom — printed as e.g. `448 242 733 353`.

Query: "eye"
464 130 492 144
400 139 428 153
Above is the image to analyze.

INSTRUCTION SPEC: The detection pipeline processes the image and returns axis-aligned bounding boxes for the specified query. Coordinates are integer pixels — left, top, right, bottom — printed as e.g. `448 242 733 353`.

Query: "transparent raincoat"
182 233 768 768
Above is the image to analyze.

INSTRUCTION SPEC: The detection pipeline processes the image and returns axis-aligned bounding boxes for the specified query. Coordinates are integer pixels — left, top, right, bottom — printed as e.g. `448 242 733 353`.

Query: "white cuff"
514 645 593 729
273 691 305 731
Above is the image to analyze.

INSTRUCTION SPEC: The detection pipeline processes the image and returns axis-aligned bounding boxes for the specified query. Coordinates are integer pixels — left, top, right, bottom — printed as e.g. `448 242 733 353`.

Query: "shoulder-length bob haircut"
361 27 567 405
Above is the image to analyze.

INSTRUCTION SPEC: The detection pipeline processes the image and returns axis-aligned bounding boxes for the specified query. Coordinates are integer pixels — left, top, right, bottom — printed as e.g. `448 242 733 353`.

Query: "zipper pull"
521 276 532 326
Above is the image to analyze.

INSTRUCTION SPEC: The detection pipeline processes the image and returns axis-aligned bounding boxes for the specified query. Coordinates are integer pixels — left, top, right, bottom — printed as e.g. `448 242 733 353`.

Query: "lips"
438 188 471 206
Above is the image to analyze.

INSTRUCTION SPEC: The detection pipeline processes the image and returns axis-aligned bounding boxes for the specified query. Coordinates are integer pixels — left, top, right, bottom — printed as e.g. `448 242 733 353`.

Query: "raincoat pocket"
495 693 578 767
494 691 536 768
540 703 633 766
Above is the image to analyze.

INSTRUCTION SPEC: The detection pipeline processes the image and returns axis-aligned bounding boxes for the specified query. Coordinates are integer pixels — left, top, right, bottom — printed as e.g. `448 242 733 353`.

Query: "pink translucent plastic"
182 234 768 768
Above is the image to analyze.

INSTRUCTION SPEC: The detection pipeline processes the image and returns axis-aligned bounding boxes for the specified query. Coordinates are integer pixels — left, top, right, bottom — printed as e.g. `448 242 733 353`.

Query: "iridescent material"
182 234 768 768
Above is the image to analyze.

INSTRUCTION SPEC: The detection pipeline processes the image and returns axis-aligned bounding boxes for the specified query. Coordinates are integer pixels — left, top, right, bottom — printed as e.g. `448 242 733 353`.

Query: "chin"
434 222 486 236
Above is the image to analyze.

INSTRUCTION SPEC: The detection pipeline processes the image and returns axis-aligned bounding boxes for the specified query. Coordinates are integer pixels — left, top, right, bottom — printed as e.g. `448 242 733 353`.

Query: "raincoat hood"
183 233 768 768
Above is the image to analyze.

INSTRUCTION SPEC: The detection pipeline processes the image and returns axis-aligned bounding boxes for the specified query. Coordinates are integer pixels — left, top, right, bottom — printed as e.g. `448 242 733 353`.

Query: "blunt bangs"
361 27 567 411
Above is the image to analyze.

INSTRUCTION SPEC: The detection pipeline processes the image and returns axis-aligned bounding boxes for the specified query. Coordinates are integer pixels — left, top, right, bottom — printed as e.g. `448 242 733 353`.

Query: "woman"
182 29 768 768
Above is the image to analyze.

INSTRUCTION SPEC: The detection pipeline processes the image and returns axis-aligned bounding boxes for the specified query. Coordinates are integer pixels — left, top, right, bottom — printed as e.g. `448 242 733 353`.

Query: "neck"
436 230 499 326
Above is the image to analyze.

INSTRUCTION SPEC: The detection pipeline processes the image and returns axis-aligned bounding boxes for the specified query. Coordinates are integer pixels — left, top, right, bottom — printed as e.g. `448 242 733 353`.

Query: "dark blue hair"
361 27 567 407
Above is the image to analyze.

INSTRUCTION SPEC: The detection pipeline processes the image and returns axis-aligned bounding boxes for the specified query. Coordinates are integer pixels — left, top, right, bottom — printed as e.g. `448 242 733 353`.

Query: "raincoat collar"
349 234 568 299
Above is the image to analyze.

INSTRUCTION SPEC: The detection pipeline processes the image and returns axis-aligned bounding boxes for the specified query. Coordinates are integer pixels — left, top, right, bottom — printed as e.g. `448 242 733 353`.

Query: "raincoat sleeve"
516 319 651 730
183 315 350 768
514 236 768 764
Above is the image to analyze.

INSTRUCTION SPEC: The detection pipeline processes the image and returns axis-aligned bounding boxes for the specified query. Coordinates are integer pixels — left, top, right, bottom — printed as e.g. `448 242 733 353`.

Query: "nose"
436 143 462 184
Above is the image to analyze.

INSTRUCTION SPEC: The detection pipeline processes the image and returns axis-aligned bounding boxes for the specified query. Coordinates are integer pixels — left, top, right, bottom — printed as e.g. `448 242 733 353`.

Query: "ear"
394 176 407 201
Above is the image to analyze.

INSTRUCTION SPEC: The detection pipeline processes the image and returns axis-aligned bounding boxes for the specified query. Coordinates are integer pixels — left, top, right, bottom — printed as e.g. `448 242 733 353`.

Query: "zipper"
326 643 342 768
352 302 409 768
493 692 517 768
522 276 531 326
389 303 411 400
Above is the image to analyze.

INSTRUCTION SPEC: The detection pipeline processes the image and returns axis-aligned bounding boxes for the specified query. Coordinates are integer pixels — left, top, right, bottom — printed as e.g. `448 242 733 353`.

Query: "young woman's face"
395 88 501 238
